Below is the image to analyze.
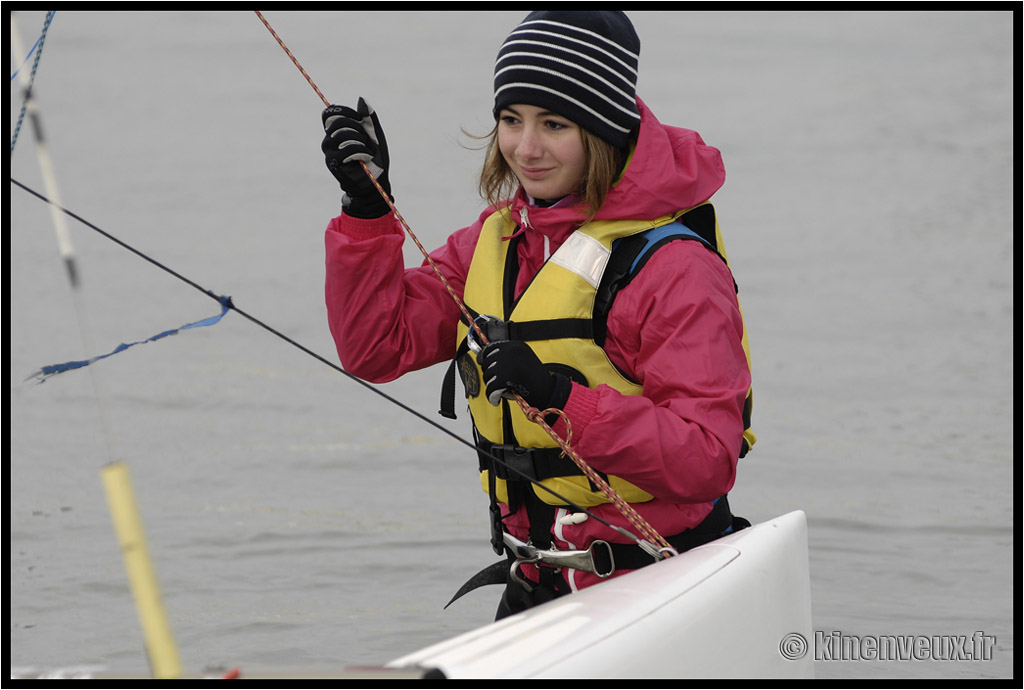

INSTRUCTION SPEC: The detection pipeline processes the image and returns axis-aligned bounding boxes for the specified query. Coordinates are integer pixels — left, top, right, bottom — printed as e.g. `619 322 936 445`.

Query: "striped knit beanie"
493 11 641 150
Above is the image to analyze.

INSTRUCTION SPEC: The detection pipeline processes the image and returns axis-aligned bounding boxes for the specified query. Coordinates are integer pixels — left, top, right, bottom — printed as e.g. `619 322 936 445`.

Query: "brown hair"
472 124 628 224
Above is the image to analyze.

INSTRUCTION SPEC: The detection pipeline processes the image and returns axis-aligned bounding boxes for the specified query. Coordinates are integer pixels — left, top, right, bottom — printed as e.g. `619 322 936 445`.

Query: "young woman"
321 11 755 618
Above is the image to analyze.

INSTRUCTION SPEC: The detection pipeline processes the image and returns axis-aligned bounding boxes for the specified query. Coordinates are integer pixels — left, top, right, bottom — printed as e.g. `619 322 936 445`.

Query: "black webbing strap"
479 441 591 482
607 494 747 570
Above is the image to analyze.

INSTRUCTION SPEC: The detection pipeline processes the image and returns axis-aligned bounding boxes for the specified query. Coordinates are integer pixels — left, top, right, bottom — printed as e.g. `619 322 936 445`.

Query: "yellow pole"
101 462 183 679
13 15 183 678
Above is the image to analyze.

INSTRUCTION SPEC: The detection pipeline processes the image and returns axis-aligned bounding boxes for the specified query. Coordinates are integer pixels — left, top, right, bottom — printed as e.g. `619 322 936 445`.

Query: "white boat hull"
387 510 813 679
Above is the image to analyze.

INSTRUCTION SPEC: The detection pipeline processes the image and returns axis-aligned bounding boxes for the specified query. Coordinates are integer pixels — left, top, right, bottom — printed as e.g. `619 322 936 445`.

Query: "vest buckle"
467 314 507 353
490 444 537 481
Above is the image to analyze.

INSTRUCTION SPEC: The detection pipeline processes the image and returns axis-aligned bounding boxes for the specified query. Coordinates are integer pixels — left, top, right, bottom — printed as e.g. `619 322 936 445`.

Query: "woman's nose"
516 126 543 160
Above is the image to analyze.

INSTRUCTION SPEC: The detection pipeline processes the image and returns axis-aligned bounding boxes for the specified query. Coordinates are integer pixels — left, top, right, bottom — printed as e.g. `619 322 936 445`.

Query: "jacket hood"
599 96 726 221
505 97 725 239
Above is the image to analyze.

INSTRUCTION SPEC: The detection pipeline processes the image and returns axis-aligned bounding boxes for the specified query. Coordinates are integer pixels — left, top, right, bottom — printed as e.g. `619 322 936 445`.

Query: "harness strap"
606 495 747 570
472 317 594 344
478 441 593 482
439 341 469 420
443 495 748 609
594 220 720 348
443 558 508 609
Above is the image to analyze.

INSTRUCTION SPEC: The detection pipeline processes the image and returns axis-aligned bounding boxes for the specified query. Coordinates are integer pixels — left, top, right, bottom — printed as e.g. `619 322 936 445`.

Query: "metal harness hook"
503 532 617 592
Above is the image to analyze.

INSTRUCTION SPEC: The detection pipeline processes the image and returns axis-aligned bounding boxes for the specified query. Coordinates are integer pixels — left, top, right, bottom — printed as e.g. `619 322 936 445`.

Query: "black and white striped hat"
493 11 641 150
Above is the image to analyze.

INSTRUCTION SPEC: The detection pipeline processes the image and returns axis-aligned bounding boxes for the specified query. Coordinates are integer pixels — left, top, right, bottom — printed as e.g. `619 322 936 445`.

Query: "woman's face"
497 104 588 202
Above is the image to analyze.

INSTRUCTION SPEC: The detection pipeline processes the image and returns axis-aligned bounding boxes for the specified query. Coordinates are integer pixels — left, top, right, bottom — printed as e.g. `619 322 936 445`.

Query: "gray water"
9 10 1015 680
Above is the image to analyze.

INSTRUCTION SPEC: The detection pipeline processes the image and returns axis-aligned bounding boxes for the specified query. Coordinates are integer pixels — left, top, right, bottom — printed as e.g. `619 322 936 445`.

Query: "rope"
252 12 484 345
253 11 329 107
252 11 673 552
10 11 56 157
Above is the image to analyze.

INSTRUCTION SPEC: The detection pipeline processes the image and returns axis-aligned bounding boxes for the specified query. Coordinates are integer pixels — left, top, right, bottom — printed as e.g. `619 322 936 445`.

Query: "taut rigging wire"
10 175 652 549
11 10 676 556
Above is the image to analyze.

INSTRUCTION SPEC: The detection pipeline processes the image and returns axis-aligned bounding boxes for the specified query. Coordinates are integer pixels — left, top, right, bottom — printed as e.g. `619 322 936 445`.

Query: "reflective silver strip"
547 231 610 289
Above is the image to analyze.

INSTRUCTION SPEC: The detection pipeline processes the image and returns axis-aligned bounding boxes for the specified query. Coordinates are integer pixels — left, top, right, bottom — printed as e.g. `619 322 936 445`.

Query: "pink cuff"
552 382 601 441
336 211 400 240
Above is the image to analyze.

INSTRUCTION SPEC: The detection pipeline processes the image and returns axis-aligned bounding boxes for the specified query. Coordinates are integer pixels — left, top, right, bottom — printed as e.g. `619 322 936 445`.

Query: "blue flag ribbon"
27 295 232 384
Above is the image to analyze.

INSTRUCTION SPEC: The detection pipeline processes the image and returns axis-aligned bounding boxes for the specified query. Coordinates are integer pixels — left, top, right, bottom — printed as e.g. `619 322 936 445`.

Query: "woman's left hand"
477 340 570 410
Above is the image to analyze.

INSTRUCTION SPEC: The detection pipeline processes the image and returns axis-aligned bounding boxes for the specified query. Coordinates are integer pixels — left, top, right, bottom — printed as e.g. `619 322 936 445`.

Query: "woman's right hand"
321 97 393 218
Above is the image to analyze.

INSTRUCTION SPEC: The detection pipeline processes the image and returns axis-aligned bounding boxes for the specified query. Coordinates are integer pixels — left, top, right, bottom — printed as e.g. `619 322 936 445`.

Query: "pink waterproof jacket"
325 98 750 590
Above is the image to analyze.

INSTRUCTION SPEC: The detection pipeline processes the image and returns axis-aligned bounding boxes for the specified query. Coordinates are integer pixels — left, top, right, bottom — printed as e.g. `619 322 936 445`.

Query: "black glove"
321 97 392 218
477 340 571 410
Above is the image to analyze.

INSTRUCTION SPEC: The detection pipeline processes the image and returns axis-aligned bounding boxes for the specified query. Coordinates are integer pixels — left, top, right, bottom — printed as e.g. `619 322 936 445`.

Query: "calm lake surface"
9 10 1014 680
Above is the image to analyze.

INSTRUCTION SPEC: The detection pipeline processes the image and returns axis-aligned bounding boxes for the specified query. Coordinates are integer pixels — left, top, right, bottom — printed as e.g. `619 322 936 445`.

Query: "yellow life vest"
455 202 755 508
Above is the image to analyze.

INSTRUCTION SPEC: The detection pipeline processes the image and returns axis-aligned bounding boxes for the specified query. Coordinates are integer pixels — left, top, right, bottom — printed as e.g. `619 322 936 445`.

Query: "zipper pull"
519 206 530 230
